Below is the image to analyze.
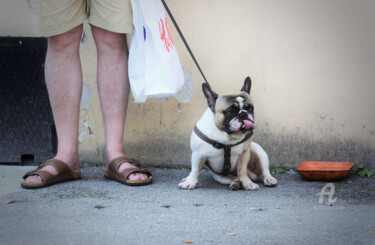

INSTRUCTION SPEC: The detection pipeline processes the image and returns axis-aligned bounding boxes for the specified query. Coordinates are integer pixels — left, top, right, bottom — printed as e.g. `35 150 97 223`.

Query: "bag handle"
161 0 211 87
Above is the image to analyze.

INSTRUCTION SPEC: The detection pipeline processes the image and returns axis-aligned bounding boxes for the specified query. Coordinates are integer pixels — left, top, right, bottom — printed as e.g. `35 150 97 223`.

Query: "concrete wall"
2 0 375 169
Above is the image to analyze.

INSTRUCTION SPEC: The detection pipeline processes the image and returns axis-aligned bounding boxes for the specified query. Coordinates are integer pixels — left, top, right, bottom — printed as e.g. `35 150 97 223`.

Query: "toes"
128 172 148 181
178 179 187 188
178 182 185 188
118 162 149 181
244 183 260 191
264 177 278 187
240 178 259 191
178 178 197 189
230 180 240 191
250 183 260 190
178 181 190 189
26 175 43 184
25 165 57 184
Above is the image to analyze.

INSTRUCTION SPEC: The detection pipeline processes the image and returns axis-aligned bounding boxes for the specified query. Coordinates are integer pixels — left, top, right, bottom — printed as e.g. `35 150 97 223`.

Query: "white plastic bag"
129 0 184 103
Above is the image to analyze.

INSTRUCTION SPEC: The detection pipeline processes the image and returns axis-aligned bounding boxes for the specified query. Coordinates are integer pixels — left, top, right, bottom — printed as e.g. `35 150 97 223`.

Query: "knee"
47 25 83 54
92 26 127 56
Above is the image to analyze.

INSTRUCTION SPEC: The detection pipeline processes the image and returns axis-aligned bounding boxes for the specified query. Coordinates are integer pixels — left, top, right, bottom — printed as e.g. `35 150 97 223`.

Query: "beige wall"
2 0 375 169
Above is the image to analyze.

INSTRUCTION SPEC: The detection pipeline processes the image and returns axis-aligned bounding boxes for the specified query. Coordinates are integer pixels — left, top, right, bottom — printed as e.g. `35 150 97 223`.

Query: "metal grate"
0 37 56 165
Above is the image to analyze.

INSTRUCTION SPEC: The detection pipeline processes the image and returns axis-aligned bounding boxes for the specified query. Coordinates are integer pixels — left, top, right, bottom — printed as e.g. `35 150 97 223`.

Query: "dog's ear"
202 83 218 112
241 76 252 94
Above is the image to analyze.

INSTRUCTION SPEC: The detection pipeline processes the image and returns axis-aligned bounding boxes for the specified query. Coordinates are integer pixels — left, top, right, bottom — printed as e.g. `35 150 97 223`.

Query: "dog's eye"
244 104 254 112
228 109 236 115
225 107 238 116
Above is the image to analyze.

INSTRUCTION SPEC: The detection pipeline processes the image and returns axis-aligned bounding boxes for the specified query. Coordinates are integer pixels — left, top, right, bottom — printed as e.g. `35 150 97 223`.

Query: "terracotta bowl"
296 161 354 181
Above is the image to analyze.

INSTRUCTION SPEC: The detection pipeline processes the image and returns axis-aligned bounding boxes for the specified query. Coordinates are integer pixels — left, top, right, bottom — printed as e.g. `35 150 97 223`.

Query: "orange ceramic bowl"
296 161 354 181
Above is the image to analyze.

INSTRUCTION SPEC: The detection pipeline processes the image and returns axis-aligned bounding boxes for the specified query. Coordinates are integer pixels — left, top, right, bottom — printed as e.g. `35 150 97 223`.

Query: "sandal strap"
22 159 73 184
108 156 141 171
108 156 151 180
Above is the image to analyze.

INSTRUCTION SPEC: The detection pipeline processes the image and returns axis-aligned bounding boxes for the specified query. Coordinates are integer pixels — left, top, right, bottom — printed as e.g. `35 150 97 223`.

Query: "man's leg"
91 25 147 181
25 25 83 184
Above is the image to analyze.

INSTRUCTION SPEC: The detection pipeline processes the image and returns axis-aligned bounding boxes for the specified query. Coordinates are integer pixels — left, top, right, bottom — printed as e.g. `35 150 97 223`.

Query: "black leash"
162 1 254 175
161 0 210 87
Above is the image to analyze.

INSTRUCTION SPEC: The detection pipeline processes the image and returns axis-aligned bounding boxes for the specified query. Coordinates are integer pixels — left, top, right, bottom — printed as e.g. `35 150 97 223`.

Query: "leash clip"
213 142 223 149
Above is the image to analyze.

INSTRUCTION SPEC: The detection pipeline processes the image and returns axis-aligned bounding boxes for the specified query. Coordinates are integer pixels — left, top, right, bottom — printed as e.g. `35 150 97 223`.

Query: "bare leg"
91 26 147 181
25 25 83 184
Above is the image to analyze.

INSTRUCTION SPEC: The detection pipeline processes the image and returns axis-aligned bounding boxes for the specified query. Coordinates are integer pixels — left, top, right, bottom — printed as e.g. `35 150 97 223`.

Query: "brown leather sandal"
21 159 81 189
104 156 153 186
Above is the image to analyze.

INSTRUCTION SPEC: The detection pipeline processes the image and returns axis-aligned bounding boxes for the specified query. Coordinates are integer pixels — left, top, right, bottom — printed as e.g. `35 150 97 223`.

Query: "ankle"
54 152 80 171
105 147 126 163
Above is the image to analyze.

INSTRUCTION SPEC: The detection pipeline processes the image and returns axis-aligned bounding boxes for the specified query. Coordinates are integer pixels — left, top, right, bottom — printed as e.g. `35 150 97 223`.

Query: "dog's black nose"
238 111 248 119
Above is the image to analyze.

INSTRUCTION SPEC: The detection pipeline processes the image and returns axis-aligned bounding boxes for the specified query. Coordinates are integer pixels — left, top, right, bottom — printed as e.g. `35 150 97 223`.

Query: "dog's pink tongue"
242 120 255 129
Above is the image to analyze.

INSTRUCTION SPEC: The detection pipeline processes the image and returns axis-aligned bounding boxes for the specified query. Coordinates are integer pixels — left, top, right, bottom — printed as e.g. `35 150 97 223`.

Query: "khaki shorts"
27 0 133 37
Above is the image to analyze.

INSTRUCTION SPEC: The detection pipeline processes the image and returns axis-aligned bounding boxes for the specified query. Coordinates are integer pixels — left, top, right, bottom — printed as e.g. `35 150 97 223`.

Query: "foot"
24 156 80 185
106 155 149 182
117 161 149 181
178 176 198 190
263 174 278 187
240 177 260 190
24 165 56 184
229 179 240 191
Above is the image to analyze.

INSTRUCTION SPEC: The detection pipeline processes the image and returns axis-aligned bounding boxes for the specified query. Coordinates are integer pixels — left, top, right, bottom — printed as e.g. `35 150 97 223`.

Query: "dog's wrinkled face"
203 77 256 134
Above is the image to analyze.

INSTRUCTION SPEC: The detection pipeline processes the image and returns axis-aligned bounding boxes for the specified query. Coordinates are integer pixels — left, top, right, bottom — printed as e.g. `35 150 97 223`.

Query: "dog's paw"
263 175 278 187
244 182 260 190
229 179 240 191
178 177 198 190
241 179 260 191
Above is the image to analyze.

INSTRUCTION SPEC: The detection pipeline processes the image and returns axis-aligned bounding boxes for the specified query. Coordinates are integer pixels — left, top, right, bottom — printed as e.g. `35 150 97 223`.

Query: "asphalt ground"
0 165 374 245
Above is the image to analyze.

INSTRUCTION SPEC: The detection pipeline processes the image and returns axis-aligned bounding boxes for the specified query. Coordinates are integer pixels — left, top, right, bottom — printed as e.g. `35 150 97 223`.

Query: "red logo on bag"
158 17 174 52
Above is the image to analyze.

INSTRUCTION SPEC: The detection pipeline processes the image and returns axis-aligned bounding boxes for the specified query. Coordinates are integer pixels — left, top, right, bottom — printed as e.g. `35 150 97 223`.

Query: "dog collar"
194 125 253 175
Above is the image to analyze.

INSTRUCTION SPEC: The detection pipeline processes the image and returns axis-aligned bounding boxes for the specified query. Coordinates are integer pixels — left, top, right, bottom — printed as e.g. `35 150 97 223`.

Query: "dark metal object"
0 37 56 165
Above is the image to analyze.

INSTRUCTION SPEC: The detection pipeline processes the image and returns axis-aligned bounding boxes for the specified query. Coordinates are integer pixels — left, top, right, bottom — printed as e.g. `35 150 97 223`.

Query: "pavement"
0 164 374 245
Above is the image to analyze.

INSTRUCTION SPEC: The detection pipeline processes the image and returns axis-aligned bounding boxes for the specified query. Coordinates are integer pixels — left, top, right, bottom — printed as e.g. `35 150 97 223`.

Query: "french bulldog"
178 76 277 190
